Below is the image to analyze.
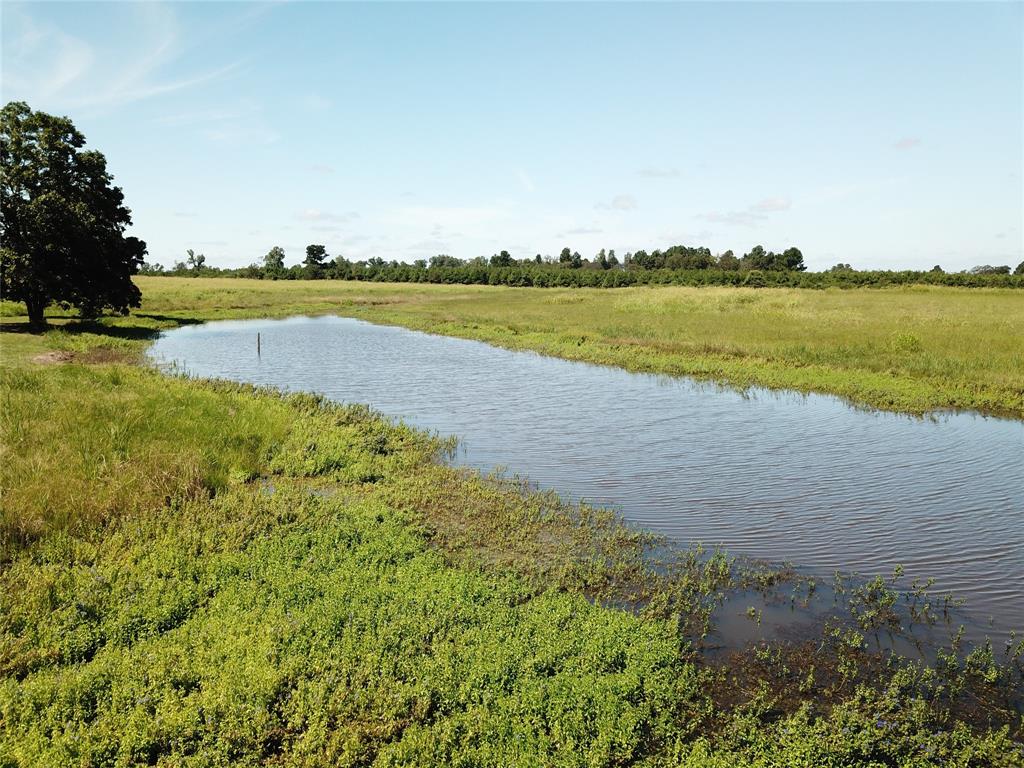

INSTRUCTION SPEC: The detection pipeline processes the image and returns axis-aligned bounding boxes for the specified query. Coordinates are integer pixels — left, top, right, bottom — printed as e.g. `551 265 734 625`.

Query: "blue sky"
2 1 1021 271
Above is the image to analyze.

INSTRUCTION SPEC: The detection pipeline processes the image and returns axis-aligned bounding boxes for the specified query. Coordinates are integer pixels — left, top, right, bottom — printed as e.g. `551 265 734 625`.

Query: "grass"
16 276 1018 418
5 277 1022 417
1 282 1023 764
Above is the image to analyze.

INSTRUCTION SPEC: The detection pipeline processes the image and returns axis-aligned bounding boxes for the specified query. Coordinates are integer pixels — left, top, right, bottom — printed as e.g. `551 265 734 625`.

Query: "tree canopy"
0 101 146 328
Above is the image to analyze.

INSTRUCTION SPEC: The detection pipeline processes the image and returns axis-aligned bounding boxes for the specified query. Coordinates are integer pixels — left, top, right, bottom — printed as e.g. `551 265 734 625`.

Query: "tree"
1 101 146 329
570 251 583 269
304 244 327 278
559 247 573 264
930 265 944 273
780 247 806 272
718 250 740 270
185 249 206 273
1014 261 1024 275
741 245 805 271
263 246 286 274
969 264 1010 275
630 249 653 269
430 254 462 269
490 250 514 267
742 245 769 270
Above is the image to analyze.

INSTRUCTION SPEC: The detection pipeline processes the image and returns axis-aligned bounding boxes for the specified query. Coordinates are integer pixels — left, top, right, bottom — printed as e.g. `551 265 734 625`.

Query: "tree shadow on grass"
0 314 202 340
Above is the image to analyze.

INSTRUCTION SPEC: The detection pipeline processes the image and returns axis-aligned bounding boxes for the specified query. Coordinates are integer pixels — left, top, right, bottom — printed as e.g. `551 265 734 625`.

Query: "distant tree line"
140 244 1024 289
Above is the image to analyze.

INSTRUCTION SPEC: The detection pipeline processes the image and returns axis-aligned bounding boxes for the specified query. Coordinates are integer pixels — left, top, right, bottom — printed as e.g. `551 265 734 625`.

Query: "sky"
2 1 1022 272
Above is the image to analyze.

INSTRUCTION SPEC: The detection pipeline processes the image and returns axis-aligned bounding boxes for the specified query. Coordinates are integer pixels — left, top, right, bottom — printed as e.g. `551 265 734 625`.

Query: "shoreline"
2 284 1022 762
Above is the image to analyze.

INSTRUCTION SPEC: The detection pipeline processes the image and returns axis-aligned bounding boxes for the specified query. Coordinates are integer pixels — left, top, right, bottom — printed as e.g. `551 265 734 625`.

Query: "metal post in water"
257 332 261 356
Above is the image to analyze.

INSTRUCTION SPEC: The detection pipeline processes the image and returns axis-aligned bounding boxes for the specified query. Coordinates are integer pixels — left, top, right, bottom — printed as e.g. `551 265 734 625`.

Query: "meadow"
1 281 1023 765
66 276 1024 417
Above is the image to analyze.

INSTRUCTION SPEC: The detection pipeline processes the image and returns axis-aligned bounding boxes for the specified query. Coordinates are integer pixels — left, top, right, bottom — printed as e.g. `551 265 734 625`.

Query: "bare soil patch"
30 351 75 365
30 348 136 365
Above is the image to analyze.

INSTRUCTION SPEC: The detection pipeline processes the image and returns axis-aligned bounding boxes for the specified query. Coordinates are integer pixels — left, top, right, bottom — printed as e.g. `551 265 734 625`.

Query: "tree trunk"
25 296 46 331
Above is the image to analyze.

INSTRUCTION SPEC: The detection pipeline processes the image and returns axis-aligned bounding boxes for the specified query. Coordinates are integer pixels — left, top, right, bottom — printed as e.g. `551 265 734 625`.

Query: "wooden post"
257 332 261 356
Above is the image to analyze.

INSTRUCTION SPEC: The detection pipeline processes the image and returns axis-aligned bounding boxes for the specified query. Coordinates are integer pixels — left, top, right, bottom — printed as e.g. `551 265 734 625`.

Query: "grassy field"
16 276 1017 418
5 276 1021 417
1 282 1023 764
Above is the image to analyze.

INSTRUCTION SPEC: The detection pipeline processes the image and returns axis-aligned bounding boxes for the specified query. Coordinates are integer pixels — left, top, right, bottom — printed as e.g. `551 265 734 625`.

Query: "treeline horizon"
140 243 1024 289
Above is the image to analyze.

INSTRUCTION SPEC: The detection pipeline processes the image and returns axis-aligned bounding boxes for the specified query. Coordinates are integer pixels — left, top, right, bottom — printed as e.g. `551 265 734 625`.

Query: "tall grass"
0 364 295 554
119 277 1024 416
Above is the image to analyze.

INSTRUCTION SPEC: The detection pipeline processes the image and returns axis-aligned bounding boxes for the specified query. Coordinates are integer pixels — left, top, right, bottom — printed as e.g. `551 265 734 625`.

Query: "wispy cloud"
154 101 278 145
893 137 922 151
596 194 638 211
2 4 243 112
750 197 791 213
697 197 791 228
407 238 451 254
390 204 511 234
659 229 714 243
155 106 254 127
560 227 604 236
517 169 536 193
309 164 336 174
638 166 681 179
297 209 360 223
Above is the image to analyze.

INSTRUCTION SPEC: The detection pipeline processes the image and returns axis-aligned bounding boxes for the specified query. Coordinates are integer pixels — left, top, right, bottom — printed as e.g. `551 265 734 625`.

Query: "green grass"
1 283 1022 764
22 276 1017 418
7 276 1021 416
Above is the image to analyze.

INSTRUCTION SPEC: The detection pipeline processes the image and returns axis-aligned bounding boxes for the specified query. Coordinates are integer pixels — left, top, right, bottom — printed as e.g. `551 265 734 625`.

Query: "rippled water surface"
150 316 1024 633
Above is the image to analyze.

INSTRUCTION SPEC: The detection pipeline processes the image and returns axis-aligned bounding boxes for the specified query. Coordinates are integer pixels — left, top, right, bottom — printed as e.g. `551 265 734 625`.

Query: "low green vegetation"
1 303 1022 765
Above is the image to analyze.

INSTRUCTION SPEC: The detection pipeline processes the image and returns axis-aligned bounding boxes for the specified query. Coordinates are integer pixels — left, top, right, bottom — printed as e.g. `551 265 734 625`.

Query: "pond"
149 315 1024 640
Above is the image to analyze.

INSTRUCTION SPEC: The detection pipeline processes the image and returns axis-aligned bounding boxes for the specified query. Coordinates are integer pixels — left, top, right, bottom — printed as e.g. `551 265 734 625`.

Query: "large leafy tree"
303 244 327 278
1 102 147 329
263 246 286 273
741 245 806 272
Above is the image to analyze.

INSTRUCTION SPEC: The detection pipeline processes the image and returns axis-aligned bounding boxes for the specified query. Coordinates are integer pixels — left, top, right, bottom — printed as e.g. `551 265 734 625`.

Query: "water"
149 315 1024 638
